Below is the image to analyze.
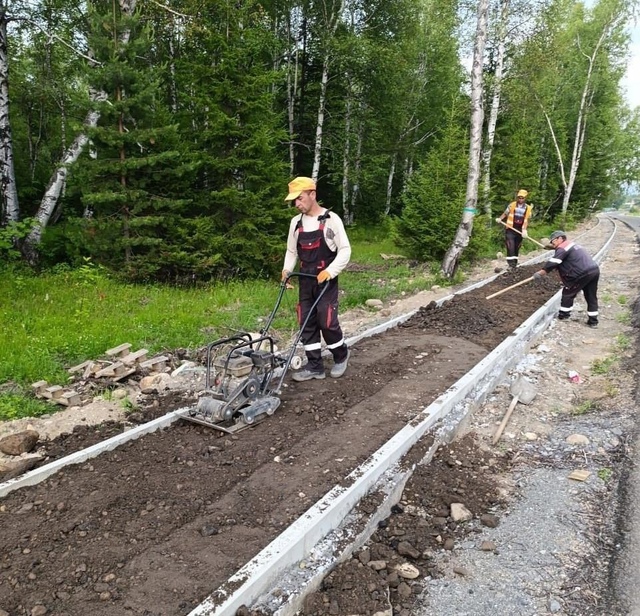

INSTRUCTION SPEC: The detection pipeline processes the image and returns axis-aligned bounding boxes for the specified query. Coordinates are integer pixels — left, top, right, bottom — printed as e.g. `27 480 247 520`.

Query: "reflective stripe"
559 306 572 313
326 338 345 350
549 257 562 264
506 256 518 261
303 342 322 351
587 311 599 316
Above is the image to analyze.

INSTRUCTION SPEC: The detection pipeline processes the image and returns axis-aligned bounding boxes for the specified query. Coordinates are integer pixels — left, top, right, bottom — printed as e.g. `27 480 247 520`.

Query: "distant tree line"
1 0 638 282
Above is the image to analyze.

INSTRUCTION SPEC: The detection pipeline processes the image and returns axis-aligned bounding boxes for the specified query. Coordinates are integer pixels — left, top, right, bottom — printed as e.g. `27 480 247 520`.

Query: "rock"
171 361 199 377
397 582 412 598
372 608 393 616
395 563 420 579
397 541 420 559
480 513 499 528
139 373 171 394
357 548 371 565
0 430 39 455
453 566 470 576
524 432 538 441
480 540 497 551
548 599 562 613
200 525 219 537
0 456 44 482
450 503 473 522
566 434 590 446
365 299 384 309
431 285 442 291
368 560 387 571
31 606 47 616
111 388 128 400
443 538 455 551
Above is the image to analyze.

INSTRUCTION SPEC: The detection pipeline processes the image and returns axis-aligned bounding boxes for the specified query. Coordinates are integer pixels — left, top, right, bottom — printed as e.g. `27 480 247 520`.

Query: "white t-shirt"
283 210 351 278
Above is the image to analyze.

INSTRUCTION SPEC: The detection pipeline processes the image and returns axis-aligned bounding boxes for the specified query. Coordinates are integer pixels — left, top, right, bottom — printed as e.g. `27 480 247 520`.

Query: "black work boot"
587 318 598 328
557 312 570 320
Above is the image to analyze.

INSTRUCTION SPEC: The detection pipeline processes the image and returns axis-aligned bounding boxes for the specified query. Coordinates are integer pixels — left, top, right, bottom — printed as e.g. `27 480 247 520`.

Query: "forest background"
1 0 640 417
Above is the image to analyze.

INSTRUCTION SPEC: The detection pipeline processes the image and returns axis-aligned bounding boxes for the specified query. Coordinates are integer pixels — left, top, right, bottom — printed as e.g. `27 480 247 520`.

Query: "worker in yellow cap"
496 189 532 269
282 177 352 382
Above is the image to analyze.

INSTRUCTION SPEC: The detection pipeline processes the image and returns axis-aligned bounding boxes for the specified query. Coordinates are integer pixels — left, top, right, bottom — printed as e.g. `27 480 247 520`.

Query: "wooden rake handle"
498 220 548 249
486 276 535 300
493 395 519 445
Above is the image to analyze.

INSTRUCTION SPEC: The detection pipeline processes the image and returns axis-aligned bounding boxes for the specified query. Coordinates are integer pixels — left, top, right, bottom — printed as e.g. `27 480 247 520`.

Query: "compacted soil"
0 221 615 616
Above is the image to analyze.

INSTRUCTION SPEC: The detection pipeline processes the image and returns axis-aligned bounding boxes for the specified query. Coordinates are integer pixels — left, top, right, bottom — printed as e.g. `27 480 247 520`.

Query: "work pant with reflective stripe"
297 276 348 371
505 228 523 266
559 268 600 320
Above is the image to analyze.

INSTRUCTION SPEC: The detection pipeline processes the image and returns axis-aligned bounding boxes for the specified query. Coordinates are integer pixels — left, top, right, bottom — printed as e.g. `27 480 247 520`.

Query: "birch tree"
0 3 21 225
20 0 138 264
311 0 345 181
545 0 627 217
481 0 510 217
441 0 489 278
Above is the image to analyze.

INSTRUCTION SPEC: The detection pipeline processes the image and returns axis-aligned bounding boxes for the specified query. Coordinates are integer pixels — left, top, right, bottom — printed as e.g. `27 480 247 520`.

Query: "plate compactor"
181 273 328 434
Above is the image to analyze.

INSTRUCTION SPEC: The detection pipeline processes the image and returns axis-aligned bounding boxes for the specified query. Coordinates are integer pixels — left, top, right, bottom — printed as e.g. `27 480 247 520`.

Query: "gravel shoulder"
417 219 639 616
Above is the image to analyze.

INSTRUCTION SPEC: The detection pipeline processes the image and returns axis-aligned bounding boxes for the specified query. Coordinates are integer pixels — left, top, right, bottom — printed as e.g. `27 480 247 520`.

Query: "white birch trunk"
349 111 364 225
342 83 352 225
168 26 178 114
311 56 329 181
384 153 397 216
481 0 509 218
311 0 344 181
22 0 137 263
441 0 489 278
0 14 19 224
286 16 299 176
560 27 608 215
22 93 107 262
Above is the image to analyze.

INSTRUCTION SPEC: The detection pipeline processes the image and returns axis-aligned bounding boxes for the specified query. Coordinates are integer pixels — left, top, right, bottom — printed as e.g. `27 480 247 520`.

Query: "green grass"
617 295 628 306
616 311 631 325
615 333 631 351
591 356 616 375
597 467 613 483
1 231 461 421
572 399 599 415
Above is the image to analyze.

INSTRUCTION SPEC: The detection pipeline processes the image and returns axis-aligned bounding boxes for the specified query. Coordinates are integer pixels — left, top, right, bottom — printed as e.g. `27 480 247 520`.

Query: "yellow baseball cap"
285 177 316 201
517 189 528 197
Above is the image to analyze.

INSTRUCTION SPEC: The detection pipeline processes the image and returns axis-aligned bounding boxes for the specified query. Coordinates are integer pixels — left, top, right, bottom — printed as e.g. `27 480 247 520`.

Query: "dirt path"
0 218 619 616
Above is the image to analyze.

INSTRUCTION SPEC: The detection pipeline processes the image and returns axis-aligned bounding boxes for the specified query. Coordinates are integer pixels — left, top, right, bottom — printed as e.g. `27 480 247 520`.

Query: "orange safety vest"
505 201 532 228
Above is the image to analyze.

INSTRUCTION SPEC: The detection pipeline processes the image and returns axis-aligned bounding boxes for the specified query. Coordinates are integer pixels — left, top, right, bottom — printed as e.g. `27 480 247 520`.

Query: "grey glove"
533 271 543 280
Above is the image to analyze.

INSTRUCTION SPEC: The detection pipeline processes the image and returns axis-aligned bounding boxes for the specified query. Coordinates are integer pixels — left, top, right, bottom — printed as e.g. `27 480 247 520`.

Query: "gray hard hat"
549 230 566 241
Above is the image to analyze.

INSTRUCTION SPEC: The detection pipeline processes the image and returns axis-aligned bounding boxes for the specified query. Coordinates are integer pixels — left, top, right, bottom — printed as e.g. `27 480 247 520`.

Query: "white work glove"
522 229 529 238
495 217 502 224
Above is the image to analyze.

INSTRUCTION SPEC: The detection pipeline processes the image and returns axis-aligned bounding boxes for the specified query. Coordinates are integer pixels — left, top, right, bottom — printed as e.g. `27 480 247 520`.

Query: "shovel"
497 219 548 249
492 376 537 445
486 276 535 300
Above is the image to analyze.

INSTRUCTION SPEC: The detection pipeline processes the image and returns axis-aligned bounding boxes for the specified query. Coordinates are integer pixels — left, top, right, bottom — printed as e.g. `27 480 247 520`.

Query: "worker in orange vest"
496 189 532 269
